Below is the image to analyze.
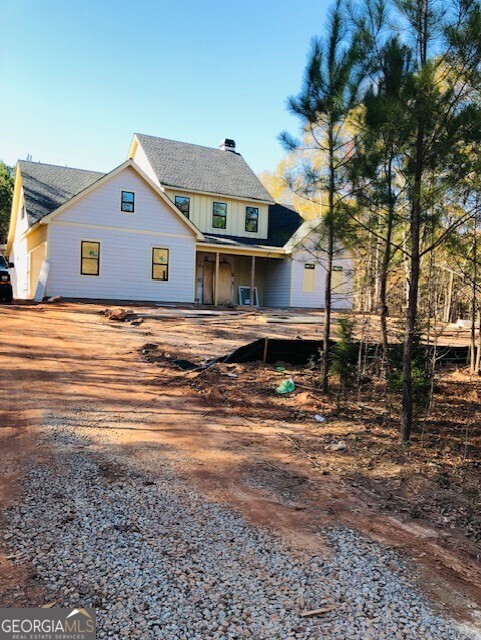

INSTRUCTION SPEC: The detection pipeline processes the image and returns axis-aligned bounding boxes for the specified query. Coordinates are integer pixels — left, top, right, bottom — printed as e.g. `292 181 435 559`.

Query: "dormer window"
245 207 259 233
212 202 227 229
121 190 135 213
175 196 190 219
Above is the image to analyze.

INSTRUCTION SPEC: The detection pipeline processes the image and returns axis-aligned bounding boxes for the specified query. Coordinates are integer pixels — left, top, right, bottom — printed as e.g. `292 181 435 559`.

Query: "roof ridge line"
135 133 238 155
19 160 105 174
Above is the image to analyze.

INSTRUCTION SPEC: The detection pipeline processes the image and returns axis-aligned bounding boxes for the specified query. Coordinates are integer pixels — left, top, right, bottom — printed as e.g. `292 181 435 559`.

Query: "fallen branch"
300 604 339 618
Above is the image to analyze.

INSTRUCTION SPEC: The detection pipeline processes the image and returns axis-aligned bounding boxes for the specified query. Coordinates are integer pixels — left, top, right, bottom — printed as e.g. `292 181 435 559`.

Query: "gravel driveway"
3 420 474 640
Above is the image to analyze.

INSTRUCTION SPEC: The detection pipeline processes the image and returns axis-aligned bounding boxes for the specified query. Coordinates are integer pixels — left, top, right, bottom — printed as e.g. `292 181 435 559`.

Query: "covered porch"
196 240 286 306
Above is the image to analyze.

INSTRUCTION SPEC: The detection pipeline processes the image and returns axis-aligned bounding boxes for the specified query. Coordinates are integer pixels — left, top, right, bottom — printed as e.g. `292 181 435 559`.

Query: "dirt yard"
1 301 481 638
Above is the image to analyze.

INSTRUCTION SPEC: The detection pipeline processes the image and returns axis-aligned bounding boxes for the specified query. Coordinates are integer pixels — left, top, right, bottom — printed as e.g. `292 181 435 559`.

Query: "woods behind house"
263 0 481 441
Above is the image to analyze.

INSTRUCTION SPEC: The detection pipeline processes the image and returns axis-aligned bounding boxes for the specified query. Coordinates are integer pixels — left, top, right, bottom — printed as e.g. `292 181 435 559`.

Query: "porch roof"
197 236 286 258
196 202 304 258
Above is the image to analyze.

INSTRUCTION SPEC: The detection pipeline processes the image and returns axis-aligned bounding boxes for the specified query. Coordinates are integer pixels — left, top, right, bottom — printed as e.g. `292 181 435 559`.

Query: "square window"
245 207 259 233
81 241 100 276
121 190 135 213
212 202 227 229
175 195 190 219
152 247 169 281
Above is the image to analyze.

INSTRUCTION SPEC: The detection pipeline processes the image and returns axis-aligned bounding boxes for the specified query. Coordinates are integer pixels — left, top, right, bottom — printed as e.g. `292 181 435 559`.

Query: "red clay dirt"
0 301 480 627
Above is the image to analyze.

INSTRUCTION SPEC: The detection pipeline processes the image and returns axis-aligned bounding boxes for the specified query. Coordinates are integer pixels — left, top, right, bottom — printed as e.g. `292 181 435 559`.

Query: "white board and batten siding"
46 166 196 302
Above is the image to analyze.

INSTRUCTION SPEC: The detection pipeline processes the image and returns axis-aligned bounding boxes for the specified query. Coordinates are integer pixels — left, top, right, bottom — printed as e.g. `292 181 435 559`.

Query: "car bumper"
0 283 12 297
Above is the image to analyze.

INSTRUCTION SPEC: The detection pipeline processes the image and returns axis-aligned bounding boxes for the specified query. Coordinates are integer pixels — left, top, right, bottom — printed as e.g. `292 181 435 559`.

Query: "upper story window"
245 207 259 233
121 190 135 213
175 196 190 219
212 202 227 229
21 204 26 219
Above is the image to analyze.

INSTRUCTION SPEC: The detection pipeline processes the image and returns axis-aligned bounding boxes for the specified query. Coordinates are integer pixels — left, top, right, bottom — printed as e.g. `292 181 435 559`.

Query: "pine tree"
279 0 363 391
0 162 14 244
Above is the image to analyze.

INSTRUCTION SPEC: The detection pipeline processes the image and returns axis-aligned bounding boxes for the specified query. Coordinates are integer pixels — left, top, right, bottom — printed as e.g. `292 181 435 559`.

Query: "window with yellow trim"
302 263 315 292
152 248 169 281
81 241 100 276
332 265 344 292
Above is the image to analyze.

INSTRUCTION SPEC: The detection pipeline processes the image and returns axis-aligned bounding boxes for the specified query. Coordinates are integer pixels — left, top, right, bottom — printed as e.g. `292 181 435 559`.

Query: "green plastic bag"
276 377 296 394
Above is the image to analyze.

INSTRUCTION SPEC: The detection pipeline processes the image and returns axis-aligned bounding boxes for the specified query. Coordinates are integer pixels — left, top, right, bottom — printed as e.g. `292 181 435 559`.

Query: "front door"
202 260 232 304
217 262 232 305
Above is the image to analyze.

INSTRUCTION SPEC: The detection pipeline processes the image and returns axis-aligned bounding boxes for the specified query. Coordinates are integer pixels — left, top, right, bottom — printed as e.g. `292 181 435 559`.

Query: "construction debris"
300 604 339 618
107 308 127 321
260 314 325 325
276 377 296 394
46 295 62 303
325 441 347 452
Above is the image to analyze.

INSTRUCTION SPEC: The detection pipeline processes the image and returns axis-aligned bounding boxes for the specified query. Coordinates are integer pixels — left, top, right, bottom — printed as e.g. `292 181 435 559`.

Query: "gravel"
3 423 474 639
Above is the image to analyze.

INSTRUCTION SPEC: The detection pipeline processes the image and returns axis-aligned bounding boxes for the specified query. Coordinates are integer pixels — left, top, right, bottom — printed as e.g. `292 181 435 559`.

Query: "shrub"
331 318 358 390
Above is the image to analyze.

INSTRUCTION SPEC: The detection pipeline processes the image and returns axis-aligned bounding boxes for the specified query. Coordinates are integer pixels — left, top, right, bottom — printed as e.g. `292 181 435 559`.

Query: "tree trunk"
470 207 478 373
321 123 335 393
401 1 429 443
379 157 394 371
476 311 481 375
374 235 381 313
444 270 454 323
401 125 424 443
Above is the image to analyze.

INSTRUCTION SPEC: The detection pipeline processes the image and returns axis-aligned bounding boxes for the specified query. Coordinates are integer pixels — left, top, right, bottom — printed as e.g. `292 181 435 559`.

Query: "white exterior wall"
10 239 27 299
10 186 29 299
45 166 196 302
263 258 292 307
289 250 353 309
131 143 160 186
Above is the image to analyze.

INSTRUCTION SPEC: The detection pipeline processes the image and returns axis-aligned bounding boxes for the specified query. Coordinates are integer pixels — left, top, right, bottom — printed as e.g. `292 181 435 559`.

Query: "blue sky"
1 1 330 174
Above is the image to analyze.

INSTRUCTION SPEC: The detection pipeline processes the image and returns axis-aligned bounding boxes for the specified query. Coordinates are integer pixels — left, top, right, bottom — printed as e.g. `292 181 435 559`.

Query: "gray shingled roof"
19 161 105 226
135 134 274 203
200 203 303 249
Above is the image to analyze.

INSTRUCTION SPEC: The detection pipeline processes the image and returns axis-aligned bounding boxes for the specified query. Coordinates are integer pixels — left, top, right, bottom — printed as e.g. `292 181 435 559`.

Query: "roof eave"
159 183 274 205
197 241 286 258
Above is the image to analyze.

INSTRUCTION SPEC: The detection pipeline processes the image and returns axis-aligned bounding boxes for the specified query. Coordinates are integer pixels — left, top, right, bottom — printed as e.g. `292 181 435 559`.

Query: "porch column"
214 252 220 306
250 255 256 307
